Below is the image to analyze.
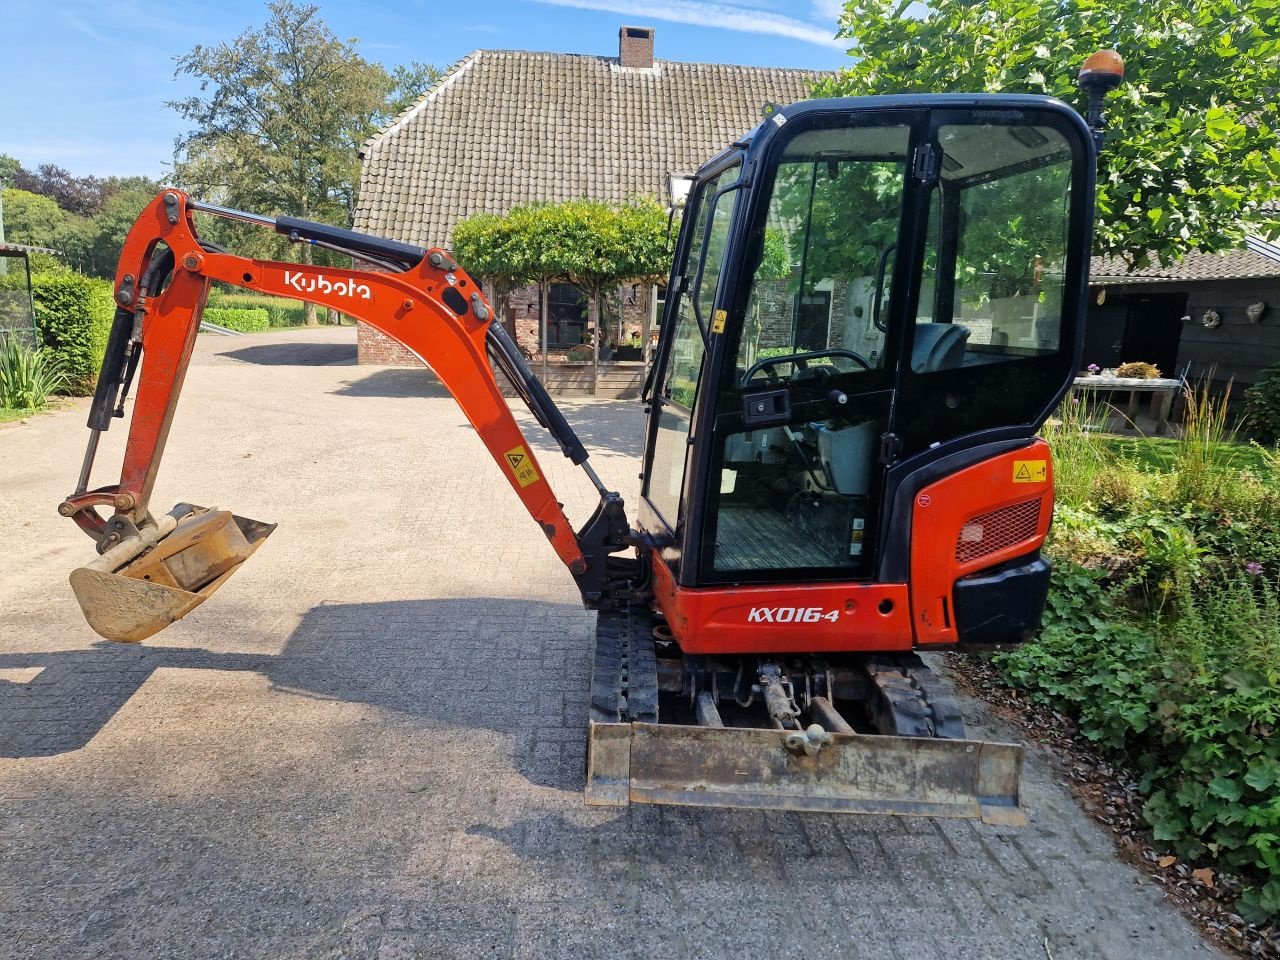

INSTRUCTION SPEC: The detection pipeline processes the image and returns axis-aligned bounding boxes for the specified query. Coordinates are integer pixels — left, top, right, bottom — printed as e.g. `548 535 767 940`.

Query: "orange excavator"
60 54 1124 820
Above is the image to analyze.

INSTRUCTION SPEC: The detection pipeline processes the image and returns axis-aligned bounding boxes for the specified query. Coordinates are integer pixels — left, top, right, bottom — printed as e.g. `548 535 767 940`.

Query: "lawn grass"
1099 435 1274 475
0 406 38 424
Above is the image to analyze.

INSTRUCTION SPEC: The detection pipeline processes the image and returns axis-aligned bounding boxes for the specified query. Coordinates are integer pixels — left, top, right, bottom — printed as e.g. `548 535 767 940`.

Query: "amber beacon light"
1078 49 1125 146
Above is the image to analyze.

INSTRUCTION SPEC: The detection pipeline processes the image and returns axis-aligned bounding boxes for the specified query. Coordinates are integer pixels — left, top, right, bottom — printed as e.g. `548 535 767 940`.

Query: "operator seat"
912 322 971 372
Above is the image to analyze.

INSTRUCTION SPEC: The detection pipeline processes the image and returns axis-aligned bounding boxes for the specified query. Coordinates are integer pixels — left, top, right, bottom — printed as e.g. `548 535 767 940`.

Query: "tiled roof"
355 50 824 247
1091 236 1280 284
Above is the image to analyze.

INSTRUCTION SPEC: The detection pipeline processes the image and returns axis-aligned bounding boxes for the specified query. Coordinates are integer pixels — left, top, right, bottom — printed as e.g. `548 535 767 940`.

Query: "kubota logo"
747 607 841 623
283 271 372 300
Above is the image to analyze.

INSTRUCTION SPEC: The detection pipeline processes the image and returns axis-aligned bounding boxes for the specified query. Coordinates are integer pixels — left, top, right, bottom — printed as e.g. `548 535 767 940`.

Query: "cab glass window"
736 124 910 385
912 123 1072 373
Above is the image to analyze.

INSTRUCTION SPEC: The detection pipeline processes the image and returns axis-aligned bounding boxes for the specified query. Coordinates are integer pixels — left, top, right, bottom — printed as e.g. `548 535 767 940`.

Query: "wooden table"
1071 376 1183 435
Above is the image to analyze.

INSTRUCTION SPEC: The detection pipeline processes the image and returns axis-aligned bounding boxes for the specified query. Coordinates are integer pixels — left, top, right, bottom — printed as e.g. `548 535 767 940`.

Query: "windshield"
735 123 911 383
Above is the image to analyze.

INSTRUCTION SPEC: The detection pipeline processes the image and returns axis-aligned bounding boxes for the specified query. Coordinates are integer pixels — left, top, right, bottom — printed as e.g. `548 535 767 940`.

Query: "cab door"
640 156 744 568
691 111 926 587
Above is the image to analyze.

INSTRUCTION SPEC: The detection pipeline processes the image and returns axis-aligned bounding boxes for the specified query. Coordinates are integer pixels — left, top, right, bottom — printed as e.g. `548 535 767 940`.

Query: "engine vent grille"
954 498 1043 564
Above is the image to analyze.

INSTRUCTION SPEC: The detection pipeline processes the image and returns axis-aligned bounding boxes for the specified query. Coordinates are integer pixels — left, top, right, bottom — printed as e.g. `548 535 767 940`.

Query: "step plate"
586 720 1025 825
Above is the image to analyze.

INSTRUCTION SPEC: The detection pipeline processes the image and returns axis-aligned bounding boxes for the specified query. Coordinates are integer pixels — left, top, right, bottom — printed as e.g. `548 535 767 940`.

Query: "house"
1086 236 1280 391
353 26 824 383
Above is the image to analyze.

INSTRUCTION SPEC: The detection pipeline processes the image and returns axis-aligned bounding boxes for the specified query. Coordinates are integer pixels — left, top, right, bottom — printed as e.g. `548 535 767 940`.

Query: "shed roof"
354 48 824 247
1091 235 1280 285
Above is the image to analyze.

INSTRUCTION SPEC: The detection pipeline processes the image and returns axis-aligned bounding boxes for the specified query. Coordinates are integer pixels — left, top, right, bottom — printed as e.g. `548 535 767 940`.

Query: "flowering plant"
1087 363 1101 374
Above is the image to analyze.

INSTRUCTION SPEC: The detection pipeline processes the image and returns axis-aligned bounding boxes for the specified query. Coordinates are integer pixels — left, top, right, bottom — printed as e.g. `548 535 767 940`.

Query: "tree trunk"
301 242 319 326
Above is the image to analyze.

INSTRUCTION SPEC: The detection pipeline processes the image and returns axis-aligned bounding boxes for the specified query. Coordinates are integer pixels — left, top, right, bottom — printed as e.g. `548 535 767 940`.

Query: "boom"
60 190 632 629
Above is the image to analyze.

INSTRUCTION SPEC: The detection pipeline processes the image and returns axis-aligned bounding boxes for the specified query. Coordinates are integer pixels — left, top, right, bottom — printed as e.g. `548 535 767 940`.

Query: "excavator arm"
61 190 632 641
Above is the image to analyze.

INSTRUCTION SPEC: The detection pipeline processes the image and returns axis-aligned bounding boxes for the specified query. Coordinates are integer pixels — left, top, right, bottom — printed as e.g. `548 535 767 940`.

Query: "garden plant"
998 384 1280 924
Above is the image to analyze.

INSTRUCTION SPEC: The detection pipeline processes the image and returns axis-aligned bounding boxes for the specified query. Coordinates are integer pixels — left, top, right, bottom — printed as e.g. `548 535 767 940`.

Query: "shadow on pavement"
332 368 452 399
1 598 591 794
537 399 645 459
219 341 357 366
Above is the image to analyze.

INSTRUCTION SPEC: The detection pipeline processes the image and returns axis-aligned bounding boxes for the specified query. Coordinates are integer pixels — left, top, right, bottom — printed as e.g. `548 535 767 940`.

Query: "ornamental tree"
817 0 1280 268
452 198 668 363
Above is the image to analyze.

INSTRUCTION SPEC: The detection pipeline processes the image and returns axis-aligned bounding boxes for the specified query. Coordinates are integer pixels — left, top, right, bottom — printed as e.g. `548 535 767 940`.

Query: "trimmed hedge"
26 274 114 395
202 308 270 333
206 290 327 326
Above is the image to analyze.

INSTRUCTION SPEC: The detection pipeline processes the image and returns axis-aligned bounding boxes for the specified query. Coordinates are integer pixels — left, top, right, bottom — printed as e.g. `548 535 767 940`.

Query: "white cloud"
525 0 845 49
810 0 847 21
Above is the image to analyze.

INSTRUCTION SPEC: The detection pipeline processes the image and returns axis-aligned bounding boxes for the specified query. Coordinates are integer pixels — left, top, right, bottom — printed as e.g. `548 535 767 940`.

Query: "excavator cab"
640 96 1094 654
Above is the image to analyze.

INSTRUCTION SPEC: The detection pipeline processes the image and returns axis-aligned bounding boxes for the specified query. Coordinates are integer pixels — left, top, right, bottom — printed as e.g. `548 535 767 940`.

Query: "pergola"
0 241 59 348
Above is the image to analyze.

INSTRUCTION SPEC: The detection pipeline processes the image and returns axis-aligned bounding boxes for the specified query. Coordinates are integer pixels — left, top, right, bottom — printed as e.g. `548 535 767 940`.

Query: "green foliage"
3 176 164 279
1000 564 1280 922
202 307 270 333
206 289 321 326
1174 379 1239 507
0 154 21 190
454 198 669 289
453 197 669 346
820 0 1280 267
387 60 446 116
1 188 68 251
171 0 402 239
1010 398 1280 921
0 334 68 409
27 274 114 394
1243 363 1280 444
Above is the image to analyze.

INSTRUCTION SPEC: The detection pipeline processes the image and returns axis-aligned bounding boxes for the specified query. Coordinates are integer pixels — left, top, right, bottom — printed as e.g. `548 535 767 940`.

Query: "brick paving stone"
0 330 1221 959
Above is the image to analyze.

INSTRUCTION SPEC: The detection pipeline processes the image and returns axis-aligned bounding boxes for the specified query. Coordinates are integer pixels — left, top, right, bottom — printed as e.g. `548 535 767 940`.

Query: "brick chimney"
619 25 655 69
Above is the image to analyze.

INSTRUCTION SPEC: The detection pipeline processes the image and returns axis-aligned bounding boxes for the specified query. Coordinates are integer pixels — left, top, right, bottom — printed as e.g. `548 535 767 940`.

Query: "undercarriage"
586 605 1024 823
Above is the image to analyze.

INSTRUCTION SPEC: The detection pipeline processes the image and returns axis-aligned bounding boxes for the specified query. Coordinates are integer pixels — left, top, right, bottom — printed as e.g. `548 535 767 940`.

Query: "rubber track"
866 653 966 740
589 606 658 724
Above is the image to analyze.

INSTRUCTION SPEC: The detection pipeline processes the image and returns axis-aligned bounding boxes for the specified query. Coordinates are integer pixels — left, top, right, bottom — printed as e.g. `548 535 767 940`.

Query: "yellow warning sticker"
711 309 728 334
1013 460 1048 484
504 445 541 488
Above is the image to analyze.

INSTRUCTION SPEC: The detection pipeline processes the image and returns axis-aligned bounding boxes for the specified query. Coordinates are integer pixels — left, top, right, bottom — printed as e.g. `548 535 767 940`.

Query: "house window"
652 284 667 327
548 283 588 346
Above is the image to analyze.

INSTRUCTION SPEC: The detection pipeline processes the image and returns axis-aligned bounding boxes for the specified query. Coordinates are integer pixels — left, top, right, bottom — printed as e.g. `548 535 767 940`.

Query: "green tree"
387 60 446 116
0 155 22 191
1 188 70 252
170 0 398 322
818 0 1280 267
453 198 669 378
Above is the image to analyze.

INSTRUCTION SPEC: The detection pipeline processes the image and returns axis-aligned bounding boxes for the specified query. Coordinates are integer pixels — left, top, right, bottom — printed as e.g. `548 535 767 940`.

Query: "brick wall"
356 281 659 368
357 323 420 366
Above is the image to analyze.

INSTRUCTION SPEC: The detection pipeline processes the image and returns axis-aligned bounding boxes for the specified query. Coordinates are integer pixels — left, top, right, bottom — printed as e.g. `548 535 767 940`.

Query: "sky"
0 0 853 181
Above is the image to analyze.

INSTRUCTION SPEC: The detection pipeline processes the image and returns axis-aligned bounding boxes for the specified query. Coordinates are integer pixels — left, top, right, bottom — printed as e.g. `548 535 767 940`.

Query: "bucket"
69 504 275 643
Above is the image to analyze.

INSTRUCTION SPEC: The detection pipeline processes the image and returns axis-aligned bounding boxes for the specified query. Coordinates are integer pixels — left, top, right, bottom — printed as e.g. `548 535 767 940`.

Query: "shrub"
1243 363 1280 444
997 564 1280 922
1116 360 1161 379
206 290 323 327
566 344 593 362
201 307 270 333
0 334 69 409
28 274 114 395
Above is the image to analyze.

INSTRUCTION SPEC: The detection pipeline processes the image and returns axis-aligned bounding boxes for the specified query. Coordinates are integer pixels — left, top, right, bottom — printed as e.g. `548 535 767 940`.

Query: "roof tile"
355 49 824 246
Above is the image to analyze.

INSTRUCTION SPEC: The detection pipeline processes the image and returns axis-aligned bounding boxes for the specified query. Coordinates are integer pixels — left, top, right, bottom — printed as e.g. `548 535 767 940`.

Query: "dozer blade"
70 505 275 643
586 721 1025 825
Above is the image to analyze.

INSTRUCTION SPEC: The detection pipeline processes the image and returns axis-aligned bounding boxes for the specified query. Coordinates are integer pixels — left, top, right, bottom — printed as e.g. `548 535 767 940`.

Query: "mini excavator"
60 53 1124 821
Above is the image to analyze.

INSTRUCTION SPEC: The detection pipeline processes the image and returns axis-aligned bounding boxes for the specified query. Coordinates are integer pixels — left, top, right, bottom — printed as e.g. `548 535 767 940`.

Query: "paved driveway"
0 329 1218 959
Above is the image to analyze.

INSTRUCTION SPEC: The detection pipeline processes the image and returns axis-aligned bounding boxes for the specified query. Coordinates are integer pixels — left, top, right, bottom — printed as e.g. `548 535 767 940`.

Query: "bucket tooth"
70 506 274 643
